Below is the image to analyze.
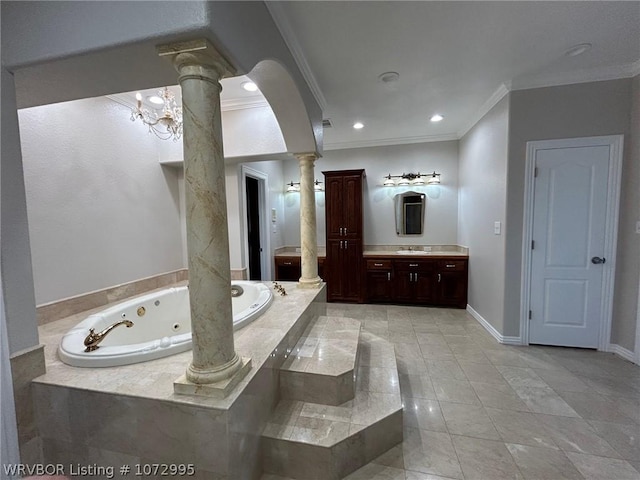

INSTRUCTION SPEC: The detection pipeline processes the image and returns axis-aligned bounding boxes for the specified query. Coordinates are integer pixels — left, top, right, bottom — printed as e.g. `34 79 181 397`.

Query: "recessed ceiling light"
430 114 444 122
564 43 592 57
241 81 258 92
147 95 164 105
378 71 400 84
353 122 364 130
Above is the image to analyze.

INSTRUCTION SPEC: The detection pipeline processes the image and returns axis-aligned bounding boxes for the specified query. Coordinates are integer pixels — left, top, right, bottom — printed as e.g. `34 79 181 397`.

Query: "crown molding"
509 62 639 92
266 2 328 112
324 133 459 151
457 84 510 139
220 97 270 111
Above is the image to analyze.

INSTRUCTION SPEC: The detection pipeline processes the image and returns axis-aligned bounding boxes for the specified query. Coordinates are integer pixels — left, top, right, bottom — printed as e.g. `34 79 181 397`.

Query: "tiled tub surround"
10 344 46 465
35 268 248 326
33 282 326 479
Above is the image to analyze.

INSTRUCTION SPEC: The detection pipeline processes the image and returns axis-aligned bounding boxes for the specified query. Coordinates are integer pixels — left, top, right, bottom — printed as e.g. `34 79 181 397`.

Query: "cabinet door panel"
437 271 467 307
326 240 344 300
393 270 414 302
414 272 435 303
366 271 392 302
342 175 363 238
325 177 344 238
342 242 363 301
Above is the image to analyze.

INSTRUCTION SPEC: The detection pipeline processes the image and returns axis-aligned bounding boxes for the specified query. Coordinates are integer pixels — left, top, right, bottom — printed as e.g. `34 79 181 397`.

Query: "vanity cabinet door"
435 260 468 308
414 271 436 303
326 240 345 299
274 256 301 281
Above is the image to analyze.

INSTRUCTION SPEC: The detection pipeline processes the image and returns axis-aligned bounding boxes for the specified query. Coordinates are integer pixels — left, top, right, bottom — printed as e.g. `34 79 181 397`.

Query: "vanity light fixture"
131 87 183 141
285 180 324 193
383 171 441 187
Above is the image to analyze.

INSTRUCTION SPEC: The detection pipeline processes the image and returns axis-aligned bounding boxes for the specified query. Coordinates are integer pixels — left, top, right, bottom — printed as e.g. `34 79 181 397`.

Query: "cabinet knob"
409 263 419 267
374 263 383 267
438 273 442 282
387 272 391 281
284 262 292 265
446 264 456 268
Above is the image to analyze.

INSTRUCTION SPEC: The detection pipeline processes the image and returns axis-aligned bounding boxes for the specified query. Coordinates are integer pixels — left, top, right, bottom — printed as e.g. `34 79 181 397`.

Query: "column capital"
158 38 236 83
295 152 317 163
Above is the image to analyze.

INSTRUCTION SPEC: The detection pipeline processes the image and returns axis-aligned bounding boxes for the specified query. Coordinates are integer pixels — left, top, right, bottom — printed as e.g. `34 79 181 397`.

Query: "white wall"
158 104 286 164
459 96 510 334
505 79 633 339
19 96 184 305
222 160 286 278
283 141 459 247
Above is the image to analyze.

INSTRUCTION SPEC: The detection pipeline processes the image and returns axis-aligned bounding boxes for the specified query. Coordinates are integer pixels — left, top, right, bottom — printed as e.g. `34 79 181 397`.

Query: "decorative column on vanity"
296 153 322 289
158 39 251 397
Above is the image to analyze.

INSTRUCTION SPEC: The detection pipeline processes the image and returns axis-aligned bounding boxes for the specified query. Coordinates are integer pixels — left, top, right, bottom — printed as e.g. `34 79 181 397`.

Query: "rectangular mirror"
395 191 426 235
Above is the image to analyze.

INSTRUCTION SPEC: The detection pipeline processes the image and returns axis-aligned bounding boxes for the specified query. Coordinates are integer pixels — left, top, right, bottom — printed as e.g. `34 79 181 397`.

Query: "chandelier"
130 87 183 141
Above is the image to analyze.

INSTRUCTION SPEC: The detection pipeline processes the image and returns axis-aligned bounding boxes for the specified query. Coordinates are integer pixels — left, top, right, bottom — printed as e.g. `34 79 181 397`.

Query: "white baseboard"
467 305 522 345
607 343 637 364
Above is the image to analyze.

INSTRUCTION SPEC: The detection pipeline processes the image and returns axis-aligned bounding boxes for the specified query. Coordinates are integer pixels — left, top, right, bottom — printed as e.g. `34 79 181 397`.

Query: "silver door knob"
591 256 606 264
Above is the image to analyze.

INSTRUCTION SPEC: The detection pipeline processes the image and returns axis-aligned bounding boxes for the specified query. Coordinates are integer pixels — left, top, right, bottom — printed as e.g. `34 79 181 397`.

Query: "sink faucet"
84 320 133 352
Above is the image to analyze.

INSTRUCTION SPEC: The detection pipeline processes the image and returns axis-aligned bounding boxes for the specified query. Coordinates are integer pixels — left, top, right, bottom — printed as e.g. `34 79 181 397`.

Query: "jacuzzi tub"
58 282 272 367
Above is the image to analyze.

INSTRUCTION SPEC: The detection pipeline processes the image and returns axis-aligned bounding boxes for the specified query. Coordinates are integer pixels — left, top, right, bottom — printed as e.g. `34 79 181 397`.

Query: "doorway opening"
241 166 271 281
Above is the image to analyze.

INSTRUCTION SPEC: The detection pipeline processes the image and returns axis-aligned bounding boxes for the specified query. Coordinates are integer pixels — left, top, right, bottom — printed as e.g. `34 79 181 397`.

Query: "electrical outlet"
636 221 640 234
494 221 501 235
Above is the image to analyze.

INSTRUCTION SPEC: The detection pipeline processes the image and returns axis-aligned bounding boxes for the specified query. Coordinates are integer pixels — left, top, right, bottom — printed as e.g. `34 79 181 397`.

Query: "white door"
529 144 612 348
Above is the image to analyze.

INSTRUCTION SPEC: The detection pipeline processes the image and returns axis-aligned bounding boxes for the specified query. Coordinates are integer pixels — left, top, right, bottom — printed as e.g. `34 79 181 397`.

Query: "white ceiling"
267 1 640 150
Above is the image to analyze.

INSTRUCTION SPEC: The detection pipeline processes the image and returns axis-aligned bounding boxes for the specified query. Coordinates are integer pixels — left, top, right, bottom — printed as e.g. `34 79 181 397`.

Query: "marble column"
297 153 322 288
158 39 250 395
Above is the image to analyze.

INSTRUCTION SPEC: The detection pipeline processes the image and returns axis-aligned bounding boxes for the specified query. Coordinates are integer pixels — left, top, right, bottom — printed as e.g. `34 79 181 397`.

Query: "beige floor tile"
403 397 447 433
512 385 580 417
557 391 639 424
505 443 583 479
588 420 640 461
531 368 589 393
471 382 531 412
459 362 509 385
426 360 467 381
402 429 463 479
536 414 621 458
344 463 406 480
431 378 481 405
440 402 500 440
496 365 550 389
485 408 558 450
566 451 640 479
451 435 523 480
399 374 437 400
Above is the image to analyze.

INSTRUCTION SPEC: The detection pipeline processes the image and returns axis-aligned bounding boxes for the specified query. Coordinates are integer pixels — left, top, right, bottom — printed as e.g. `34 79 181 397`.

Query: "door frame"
241 165 271 281
520 135 623 350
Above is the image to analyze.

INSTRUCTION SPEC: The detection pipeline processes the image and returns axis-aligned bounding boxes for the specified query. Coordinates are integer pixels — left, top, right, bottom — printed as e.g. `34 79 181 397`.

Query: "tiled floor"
262 303 640 480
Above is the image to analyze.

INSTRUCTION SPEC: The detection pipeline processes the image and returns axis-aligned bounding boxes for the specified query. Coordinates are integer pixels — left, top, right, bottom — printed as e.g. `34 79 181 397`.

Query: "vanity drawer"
438 260 467 271
366 259 392 270
394 259 435 272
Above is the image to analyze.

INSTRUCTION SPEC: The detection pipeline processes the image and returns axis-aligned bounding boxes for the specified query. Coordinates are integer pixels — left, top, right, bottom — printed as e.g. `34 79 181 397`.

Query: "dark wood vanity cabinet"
364 257 468 308
394 260 436 304
274 256 325 282
324 169 365 302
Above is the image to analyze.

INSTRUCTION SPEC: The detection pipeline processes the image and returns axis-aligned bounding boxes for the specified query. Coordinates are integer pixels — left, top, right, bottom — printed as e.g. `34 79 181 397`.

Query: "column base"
298 276 322 289
174 356 252 398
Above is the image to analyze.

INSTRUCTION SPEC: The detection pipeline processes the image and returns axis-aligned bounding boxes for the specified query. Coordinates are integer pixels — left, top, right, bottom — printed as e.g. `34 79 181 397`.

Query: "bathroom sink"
396 250 427 255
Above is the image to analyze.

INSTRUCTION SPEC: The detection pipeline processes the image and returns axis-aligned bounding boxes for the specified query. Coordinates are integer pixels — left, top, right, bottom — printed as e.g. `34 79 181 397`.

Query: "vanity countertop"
363 244 469 258
274 247 327 258
363 250 468 258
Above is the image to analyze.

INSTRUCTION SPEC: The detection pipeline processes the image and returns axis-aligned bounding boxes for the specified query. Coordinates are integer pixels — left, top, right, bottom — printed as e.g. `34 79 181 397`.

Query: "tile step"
280 316 361 405
263 332 403 480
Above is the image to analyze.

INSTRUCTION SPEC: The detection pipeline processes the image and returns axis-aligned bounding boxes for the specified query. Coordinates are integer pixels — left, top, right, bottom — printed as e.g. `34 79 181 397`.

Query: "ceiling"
266 1 640 150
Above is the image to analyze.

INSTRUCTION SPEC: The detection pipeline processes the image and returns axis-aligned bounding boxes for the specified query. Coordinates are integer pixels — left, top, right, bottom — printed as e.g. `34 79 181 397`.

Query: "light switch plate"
636 221 640 234
494 221 501 235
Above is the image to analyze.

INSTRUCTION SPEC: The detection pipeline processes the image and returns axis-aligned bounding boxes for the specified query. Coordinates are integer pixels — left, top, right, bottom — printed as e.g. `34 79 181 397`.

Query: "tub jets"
84 320 134 352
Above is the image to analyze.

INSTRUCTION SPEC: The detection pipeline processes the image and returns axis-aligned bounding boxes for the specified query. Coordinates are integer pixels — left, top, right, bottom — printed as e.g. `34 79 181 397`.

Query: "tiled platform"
280 316 361 405
263 303 640 480
262 329 403 479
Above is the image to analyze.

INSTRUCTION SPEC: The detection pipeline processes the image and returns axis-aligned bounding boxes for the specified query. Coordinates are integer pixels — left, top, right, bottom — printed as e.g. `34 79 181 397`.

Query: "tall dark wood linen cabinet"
323 169 365 302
